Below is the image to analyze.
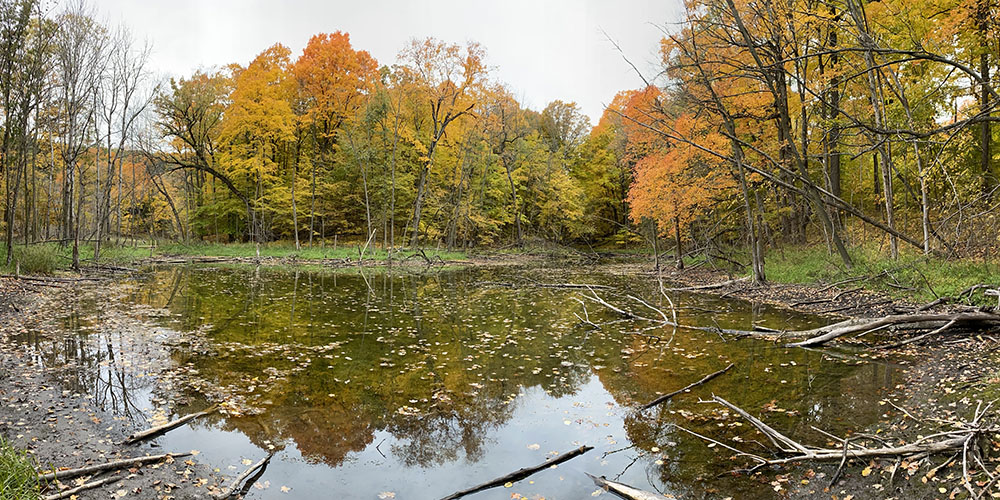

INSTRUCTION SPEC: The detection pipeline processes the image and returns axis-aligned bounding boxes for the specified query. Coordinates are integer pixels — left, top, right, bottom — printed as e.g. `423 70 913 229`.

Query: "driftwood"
43 475 124 500
577 288 777 338
785 311 1000 347
661 276 749 292
124 406 217 444
37 452 192 482
478 281 613 290
439 446 593 500
215 451 275 499
586 473 671 500
916 283 1000 312
684 395 993 494
640 363 734 410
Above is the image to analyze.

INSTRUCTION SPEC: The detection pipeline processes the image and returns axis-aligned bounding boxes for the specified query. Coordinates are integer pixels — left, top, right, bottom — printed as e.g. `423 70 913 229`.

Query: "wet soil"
0 277 224 500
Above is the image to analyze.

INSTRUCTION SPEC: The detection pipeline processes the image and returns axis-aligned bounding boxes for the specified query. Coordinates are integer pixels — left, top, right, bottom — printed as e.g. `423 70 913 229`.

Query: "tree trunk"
291 143 300 251
410 140 438 247
503 160 522 246
674 215 683 270
981 51 993 194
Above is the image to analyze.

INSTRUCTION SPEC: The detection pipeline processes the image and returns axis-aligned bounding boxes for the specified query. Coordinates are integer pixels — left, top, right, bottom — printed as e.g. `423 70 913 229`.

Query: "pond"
15 264 903 499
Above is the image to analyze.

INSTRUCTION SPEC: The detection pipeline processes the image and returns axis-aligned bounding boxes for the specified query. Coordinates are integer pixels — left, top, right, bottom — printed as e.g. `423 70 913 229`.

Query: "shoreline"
0 278 224 499
1 257 997 499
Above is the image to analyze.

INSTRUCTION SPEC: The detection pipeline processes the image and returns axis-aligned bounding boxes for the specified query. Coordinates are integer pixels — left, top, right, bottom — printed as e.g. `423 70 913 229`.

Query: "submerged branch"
440 446 593 500
640 363 734 410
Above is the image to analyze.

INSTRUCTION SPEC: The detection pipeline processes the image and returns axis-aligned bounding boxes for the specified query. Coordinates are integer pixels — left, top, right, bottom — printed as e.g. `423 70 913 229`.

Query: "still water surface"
18 265 901 499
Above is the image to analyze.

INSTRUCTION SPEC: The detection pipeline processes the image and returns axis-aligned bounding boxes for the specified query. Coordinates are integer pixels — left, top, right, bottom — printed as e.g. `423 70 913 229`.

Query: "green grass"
0 241 151 275
8 245 60 275
0 437 40 500
761 244 1000 304
156 241 466 262
0 240 467 275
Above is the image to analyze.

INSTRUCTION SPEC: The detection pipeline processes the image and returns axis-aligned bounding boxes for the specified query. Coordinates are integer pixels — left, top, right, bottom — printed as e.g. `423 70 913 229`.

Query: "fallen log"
37 452 192 482
661 276 749 292
786 312 1000 347
640 363 734 410
790 287 862 308
916 283 1000 312
124 406 217 444
478 281 613 290
215 451 275 499
691 396 986 469
43 475 124 500
586 473 671 500
439 446 593 500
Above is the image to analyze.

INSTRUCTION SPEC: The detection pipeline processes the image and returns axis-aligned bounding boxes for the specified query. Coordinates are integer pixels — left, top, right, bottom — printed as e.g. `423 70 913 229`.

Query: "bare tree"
53 1 106 269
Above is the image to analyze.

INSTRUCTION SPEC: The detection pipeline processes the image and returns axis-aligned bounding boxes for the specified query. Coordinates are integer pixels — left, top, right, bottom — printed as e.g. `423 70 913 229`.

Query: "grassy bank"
759 245 1000 304
0 437 40 500
155 242 465 262
0 241 467 275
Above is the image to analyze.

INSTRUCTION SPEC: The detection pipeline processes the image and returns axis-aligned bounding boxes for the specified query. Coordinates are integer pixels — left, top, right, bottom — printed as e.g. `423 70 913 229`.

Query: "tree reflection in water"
15 265 902 497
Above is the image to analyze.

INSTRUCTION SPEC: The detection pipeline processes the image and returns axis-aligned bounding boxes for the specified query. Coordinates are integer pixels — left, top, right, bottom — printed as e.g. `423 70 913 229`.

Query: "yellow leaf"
861 467 872 477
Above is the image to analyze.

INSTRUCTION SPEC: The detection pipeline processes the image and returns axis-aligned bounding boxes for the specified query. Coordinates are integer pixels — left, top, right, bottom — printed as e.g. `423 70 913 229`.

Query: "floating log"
640 363 734 410
37 452 192 482
124 406 217 444
440 446 593 500
479 281 614 290
215 451 275 499
661 276 749 292
586 473 672 500
43 475 124 500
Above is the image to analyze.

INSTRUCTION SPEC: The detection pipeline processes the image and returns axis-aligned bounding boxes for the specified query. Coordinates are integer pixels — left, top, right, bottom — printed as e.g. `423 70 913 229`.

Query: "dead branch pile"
682 396 997 497
575 282 1000 349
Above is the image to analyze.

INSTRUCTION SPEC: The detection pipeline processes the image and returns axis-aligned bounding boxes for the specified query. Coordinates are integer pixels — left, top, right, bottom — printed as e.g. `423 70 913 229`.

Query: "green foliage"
763 245 1000 304
0 437 40 500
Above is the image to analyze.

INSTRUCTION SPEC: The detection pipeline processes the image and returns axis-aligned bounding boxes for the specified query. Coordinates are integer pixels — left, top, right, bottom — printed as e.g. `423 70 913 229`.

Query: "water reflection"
18 265 901 498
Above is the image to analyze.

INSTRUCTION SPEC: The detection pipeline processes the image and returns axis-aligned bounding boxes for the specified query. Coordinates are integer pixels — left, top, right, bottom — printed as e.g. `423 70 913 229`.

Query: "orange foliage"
627 109 733 235
294 32 379 131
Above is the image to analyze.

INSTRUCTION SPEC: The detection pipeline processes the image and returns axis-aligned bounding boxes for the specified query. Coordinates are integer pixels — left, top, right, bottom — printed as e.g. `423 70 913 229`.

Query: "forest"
0 0 994 274
5 0 1000 498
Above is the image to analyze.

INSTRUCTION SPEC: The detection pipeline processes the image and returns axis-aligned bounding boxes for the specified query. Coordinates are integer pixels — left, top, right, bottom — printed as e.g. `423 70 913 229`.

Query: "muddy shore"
1 257 997 499
0 277 224 499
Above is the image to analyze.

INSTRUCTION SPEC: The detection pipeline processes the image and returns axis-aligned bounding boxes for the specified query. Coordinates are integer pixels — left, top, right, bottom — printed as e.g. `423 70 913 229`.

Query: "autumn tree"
218 44 297 251
294 32 378 245
397 37 486 246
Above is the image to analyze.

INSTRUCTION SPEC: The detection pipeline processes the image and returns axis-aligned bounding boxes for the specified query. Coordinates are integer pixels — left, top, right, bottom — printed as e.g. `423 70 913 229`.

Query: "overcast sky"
89 0 682 124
